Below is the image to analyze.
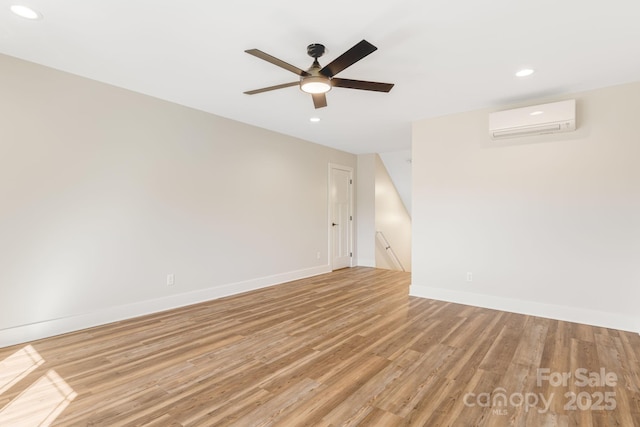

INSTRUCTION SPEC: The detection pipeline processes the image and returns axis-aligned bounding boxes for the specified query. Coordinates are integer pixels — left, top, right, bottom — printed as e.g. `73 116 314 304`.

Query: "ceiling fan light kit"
300 76 331 94
244 40 394 109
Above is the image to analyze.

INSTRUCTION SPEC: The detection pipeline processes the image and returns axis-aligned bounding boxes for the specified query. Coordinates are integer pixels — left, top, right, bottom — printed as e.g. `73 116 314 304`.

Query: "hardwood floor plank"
1 267 638 426
274 354 391 425
479 315 524 374
377 344 457 418
228 377 322 426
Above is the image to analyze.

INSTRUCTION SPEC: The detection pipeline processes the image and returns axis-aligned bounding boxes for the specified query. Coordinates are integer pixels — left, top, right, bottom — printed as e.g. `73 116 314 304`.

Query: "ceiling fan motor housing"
307 43 326 58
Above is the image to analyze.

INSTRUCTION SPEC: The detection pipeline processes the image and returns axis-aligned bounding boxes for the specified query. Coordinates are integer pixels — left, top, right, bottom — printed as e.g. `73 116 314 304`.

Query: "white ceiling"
2 0 640 154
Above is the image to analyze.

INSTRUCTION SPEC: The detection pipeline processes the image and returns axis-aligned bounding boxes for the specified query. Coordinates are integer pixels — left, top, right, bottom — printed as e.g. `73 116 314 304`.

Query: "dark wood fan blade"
312 93 327 109
331 78 394 92
244 81 299 95
320 40 377 78
245 49 310 76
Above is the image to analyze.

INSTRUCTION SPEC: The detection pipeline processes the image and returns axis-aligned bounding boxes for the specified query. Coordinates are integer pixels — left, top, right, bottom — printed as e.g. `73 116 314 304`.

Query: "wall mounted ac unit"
489 99 576 139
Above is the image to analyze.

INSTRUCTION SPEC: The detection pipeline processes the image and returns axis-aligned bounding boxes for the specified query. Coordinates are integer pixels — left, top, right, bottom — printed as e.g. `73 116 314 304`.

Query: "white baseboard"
0 265 331 348
410 285 640 334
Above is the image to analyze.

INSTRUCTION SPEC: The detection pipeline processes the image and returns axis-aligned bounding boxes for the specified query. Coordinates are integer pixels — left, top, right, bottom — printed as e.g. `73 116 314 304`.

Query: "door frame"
328 163 354 271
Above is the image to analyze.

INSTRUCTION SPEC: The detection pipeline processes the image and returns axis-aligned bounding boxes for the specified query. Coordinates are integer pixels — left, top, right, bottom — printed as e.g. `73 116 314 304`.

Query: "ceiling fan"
243 40 394 109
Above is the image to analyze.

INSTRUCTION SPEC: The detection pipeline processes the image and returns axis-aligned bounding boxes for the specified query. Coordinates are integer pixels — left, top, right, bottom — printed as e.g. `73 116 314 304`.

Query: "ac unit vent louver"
489 99 576 139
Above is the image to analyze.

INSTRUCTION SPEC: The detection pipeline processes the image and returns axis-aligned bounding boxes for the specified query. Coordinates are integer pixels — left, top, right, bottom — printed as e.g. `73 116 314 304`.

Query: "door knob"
332 222 338 226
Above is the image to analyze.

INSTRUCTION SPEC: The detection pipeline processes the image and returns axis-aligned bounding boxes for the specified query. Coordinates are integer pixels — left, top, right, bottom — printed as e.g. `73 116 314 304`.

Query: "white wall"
411 82 640 333
0 54 356 346
356 154 376 267
375 155 412 272
379 150 412 216
357 153 412 271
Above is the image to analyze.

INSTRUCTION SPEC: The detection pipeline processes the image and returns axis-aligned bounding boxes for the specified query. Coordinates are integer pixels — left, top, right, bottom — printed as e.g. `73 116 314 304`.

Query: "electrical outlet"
316 252 321 260
466 272 473 282
167 274 175 286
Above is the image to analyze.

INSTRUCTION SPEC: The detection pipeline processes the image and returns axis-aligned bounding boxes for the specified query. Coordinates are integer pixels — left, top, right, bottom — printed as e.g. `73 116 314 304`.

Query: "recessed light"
515 68 535 77
530 111 544 116
309 117 321 123
10 4 42 20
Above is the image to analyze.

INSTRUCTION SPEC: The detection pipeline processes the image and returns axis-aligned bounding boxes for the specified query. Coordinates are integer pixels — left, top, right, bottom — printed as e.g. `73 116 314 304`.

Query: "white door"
330 165 353 270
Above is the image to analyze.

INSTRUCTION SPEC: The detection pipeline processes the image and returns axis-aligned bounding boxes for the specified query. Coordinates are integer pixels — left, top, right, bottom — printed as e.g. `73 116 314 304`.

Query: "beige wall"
374 155 412 272
357 153 412 271
0 54 356 345
411 81 640 332
356 154 376 267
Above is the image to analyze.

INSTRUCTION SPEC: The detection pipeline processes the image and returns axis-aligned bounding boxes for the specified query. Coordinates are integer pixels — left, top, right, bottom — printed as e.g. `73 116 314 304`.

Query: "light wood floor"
1 267 639 426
